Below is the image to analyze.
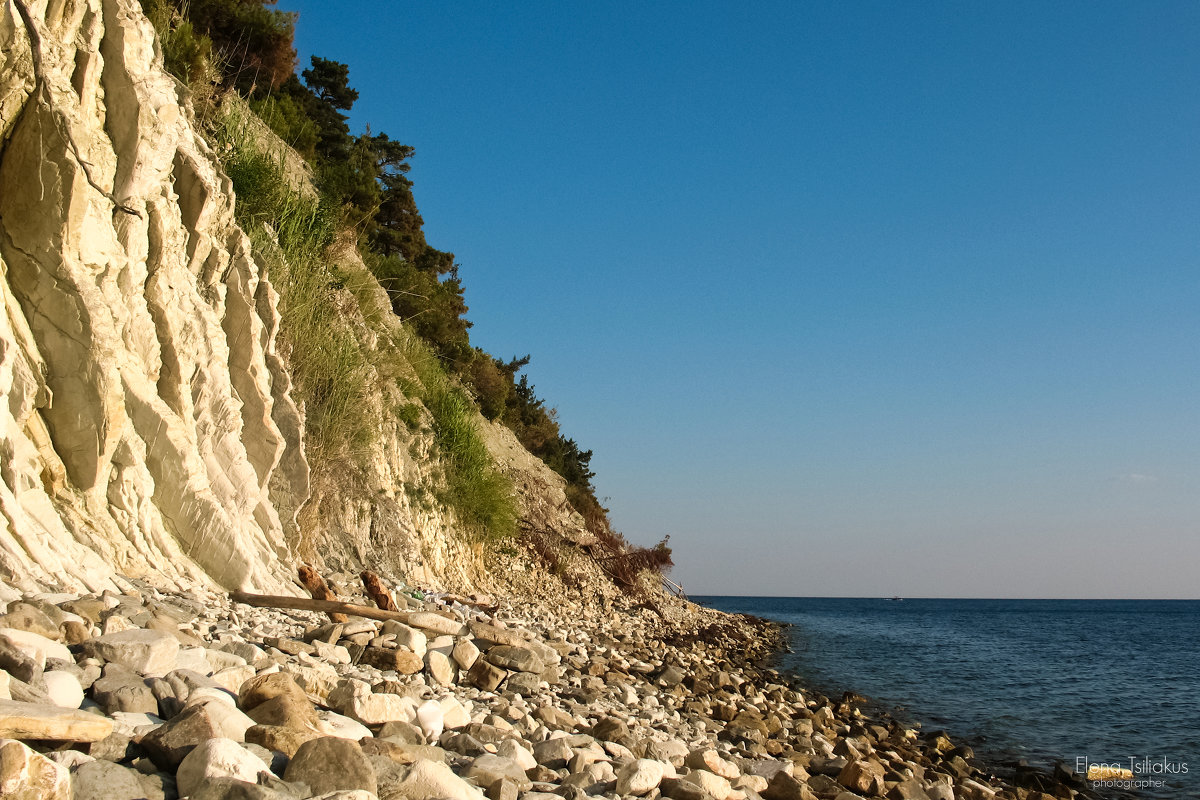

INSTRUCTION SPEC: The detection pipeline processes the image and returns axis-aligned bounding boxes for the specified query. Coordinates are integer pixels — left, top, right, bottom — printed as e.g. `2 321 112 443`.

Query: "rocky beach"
0 570 1096 800
0 5 1158 799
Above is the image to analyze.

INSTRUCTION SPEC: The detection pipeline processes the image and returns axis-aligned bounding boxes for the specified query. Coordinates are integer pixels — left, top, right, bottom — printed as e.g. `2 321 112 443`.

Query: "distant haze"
279 1 1200 598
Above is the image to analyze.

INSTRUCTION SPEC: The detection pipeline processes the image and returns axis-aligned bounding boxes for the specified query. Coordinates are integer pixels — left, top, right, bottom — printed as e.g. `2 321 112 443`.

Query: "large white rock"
396 758 484 800
176 737 270 797
0 738 71 799
416 699 444 741
89 630 179 676
617 759 666 796
0 629 72 665
41 672 84 709
0 0 306 597
382 622 427 658
0 0 593 621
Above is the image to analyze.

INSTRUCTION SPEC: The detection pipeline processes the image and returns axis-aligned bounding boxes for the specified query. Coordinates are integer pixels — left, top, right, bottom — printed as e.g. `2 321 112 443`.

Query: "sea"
694 597 1199 799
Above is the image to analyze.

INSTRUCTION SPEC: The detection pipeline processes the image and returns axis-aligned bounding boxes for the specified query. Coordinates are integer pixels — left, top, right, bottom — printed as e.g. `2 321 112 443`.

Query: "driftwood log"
297 565 348 622
231 592 414 623
442 593 498 611
361 570 400 611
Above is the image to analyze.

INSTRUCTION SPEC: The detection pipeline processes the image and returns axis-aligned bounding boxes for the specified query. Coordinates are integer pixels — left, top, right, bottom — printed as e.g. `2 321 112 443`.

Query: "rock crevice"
0 0 302 594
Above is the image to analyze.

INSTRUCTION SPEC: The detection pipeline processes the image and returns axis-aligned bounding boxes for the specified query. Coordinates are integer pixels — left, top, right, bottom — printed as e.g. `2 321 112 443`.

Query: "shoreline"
0 576 1112 799
697 600 1130 800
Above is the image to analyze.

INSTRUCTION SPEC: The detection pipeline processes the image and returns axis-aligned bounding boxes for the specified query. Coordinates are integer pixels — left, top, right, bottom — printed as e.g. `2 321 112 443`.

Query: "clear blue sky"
276 1 1200 598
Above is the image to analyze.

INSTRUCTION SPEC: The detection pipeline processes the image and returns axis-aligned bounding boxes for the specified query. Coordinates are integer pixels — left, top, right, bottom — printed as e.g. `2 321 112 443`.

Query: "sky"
275 1 1200 598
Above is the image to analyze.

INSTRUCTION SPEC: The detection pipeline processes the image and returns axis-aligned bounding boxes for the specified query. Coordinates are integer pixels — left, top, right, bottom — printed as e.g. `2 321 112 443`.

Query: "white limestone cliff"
0 0 597 598
0 0 305 594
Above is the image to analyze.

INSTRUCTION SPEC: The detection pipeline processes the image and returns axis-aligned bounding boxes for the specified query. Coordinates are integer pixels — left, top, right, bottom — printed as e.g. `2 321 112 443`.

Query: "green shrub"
213 105 376 468
467 354 510 421
367 253 472 367
250 93 319 158
209 114 518 537
425 387 516 540
141 1 216 88
396 403 422 431
146 0 297 93
162 19 213 85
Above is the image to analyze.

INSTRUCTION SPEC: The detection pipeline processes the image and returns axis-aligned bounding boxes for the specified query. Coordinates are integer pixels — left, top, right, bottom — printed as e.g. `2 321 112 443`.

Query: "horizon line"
688 594 1200 601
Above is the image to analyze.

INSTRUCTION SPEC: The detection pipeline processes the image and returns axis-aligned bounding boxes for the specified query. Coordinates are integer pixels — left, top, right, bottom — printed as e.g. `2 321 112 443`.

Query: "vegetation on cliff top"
142 0 670 575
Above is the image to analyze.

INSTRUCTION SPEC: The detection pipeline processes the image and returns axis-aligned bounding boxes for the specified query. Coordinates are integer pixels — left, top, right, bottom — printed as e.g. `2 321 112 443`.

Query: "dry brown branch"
230 591 413 624
662 576 689 601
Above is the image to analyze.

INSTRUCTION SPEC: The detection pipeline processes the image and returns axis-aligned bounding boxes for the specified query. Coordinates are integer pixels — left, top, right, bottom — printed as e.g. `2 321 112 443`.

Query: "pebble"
405 612 466 636
0 738 71 799
617 758 667 795
41 671 84 708
0 571 1074 800
427 649 455 685
70 758 155 800
417 698 445 740
0 627 72 664
382 621 428 657
85 629 180 677
176 736 271 796
0 699 114 741
284 736 377 795
395 756 484 800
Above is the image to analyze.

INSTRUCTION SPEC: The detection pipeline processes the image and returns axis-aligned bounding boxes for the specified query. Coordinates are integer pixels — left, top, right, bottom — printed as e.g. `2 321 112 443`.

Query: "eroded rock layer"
0 0 307 594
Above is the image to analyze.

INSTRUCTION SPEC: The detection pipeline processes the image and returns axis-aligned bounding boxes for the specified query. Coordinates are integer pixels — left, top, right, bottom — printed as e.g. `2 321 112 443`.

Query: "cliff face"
0 0 308 594
282 245 596 595
0 0 593 597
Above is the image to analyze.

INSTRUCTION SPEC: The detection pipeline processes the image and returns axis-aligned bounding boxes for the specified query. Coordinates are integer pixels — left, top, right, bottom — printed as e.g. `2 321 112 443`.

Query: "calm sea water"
694 597 1199 799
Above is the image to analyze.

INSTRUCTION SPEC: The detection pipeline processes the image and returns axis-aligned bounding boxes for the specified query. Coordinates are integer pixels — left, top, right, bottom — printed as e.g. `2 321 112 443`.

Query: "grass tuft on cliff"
212 104 375 466
209 101 516 541
425 387 517 540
